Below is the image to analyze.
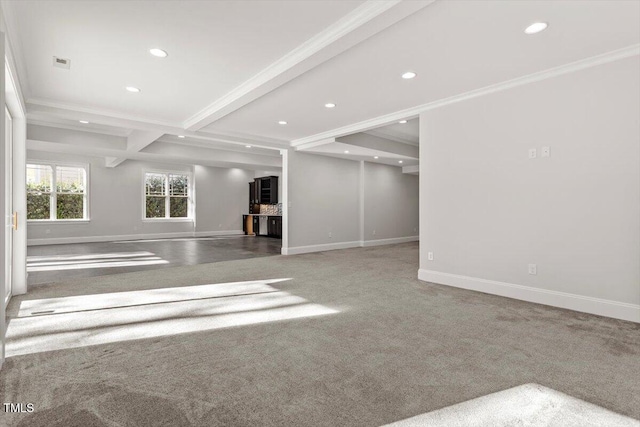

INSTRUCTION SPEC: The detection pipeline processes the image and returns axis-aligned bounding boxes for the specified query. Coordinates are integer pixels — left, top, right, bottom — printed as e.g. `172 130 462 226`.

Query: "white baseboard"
418 269 640 323
193 230 245 238
27 230 245 246
284 241 361 255
283 236 419 255
361 235 419 247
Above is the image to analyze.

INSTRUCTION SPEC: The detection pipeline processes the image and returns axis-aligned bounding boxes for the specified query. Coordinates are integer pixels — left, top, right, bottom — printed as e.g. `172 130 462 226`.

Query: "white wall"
287 150 360 252
285 150 419 254
419 56 640 322
363 162 418 242
195 165 254 233
26 151 253 244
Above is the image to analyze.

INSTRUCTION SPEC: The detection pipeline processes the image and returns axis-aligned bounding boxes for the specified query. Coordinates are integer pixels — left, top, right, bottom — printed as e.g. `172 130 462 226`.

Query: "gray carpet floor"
1 242 639 426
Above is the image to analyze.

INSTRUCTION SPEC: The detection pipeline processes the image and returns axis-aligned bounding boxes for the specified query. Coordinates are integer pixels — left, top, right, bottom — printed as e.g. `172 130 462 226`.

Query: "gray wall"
419 56 640 306
195 165 254 233
27 151 253 243
363 162 418 241
287 150 360 248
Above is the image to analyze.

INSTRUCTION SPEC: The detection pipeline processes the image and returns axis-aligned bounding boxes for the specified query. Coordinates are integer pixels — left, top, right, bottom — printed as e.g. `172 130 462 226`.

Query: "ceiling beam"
183 0 434 131
292 44 640 147
27 139 282 171
106 130 164 168
26 101 290 151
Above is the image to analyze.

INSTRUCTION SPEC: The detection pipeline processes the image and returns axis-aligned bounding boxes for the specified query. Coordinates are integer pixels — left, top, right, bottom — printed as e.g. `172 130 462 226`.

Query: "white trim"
27 97 182 129
294 138 336 151
362 236 418 247
183 0 404 130
358 161 365 243
283 241 361 255
193 230 244 238
363 129 418 146
418 269 640 323
27 118 131 137
402 165 419 174
292 44 640 146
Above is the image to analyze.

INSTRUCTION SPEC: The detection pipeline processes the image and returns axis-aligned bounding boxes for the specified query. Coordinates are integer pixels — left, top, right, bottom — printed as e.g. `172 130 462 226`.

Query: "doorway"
4 105 11 306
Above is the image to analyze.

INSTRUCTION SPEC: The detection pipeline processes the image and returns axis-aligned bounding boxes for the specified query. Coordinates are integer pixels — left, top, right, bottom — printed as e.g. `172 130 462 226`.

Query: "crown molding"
363 129 418 146
183 0 433 131
292 43 640 146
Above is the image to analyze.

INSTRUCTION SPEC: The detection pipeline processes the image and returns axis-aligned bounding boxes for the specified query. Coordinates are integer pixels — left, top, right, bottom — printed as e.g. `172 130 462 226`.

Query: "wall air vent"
53 56 71 69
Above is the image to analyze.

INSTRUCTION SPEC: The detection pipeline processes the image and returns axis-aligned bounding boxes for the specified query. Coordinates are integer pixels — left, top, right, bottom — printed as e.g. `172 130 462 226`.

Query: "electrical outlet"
528 264 537 275
328 232 332 238
428 252 434 261
528 148 537 159
45 229 51 234
372 230 376 236
218 223 222 228
414 227 417 233
541 146 550 158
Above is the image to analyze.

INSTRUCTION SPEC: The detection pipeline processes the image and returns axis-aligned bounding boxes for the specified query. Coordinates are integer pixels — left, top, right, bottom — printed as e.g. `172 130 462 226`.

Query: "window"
144 172 191 219
26 163 88 220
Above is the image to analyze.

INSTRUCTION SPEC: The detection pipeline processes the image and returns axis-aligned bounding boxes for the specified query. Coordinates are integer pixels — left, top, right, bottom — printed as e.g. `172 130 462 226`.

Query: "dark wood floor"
27 235 282 286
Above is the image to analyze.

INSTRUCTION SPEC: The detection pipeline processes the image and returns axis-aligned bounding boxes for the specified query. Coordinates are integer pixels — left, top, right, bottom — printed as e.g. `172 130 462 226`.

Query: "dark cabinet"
256 176 278 204
267 216 282 239
248 176 278 208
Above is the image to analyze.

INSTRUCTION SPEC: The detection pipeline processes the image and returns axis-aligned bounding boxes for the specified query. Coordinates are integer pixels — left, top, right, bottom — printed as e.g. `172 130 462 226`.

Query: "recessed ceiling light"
245 145 252 148
402 71 416 79
374 156 379 159
344 150 350 154
398 160 403 164
325 103 336 108
177 135 185 138
278 121 287 125
149 48 168 58
399 120 407 124
125 86 141 93
524 22 548 35
78 120 89 124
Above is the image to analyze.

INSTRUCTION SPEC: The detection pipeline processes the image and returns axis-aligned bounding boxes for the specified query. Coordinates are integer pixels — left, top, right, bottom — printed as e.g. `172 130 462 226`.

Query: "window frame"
26 161 90 223
142 169 193 222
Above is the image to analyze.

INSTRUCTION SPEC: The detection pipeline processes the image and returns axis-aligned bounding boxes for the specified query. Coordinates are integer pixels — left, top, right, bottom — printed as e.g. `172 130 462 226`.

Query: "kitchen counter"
243 214 282 238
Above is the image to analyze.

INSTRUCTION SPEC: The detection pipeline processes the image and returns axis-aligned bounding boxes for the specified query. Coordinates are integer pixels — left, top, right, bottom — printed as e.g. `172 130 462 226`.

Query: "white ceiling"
8 0 364 123
4 0 639 169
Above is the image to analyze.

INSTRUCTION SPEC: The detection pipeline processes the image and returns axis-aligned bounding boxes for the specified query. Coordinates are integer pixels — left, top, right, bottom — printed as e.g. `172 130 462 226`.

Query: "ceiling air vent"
53 56 71 69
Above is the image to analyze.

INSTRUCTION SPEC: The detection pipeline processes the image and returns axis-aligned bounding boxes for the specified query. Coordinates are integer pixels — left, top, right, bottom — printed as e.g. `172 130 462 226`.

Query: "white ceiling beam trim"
160 137 282 158
363 129 418 146
291 43 640 146
183 0 434 131
106 130 164 168
26 102 289 150
402 165 419 175
27 139 282 170
294 138 336 151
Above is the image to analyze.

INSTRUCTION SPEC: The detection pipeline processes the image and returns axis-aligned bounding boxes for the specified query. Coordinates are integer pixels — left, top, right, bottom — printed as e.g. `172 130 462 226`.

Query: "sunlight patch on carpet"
27 251 170 272
6 279 338 357
382 383 639 427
